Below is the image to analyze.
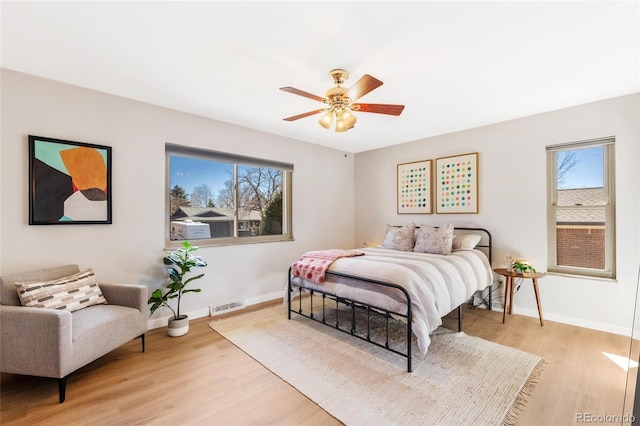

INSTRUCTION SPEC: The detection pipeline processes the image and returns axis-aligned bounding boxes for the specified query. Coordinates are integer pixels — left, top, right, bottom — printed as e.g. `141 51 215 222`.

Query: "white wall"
0 69 356 325
3 69 638 335
354 93 640 335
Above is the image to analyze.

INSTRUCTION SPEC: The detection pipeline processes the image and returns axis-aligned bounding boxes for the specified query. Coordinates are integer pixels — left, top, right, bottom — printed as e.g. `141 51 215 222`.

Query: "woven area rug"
209 303 546 426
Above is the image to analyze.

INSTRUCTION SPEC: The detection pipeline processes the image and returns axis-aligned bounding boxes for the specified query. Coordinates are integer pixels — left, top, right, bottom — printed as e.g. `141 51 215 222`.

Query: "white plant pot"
168 315 189 337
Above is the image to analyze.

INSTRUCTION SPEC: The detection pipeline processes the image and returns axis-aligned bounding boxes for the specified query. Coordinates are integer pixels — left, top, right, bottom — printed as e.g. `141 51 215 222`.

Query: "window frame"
546 137 616 279
165 143 293 248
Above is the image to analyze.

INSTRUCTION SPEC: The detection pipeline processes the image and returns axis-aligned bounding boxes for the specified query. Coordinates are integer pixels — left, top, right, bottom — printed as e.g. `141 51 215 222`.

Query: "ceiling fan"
280 69 405 132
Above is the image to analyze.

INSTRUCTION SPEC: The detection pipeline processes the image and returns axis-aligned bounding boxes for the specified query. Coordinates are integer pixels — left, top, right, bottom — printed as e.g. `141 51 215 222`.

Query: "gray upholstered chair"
0 265 148 403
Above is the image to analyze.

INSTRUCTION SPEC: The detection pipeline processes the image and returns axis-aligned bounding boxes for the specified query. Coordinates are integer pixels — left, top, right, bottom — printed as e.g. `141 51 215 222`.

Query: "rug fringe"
502 358 549 426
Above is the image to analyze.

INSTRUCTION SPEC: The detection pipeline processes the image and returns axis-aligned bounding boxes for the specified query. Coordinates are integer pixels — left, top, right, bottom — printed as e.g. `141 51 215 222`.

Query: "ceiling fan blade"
352 103 405 116
344 74 383 102
283 109 325 121
279 86 325 102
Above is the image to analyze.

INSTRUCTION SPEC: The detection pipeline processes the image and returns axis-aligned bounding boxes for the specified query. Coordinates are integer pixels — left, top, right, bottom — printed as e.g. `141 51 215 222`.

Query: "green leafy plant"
148 240 207 320
512 260 536 274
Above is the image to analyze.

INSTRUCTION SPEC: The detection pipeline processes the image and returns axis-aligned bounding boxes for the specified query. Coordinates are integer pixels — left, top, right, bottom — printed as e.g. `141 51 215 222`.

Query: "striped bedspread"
289 247 493 354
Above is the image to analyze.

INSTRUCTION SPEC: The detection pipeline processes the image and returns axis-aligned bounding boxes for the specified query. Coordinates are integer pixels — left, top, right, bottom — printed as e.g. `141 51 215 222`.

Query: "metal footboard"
289 268 466 373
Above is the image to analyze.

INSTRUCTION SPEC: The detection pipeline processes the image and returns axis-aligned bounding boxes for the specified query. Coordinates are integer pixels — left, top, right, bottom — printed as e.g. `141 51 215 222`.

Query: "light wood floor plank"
1 301 636 425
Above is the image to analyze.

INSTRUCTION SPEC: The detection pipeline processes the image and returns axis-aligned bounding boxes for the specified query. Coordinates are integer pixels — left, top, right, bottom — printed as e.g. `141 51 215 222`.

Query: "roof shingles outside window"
556 188 605 224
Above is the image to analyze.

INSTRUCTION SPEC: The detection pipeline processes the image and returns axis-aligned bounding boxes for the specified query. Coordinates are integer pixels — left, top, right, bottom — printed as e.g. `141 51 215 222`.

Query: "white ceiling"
1 1 638 153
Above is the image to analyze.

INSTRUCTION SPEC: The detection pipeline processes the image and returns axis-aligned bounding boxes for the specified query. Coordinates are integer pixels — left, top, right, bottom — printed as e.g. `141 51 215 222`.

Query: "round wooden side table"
493 268 545 326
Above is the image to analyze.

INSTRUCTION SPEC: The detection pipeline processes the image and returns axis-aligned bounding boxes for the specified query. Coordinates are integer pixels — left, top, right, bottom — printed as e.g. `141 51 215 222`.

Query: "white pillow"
452 234 482 251
381 223 416 251
414 223 454 255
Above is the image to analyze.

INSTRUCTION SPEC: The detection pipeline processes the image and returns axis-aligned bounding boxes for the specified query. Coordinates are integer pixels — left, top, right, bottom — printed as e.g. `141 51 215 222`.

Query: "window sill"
165 236 295 249
546 270 617 283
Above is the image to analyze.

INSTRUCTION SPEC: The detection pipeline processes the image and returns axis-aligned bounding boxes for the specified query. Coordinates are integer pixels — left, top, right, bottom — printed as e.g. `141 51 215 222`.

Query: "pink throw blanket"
291 249 365 284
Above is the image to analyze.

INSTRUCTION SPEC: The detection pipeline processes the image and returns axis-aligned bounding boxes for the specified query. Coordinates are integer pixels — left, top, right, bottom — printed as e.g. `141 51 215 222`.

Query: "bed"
287 224 494 372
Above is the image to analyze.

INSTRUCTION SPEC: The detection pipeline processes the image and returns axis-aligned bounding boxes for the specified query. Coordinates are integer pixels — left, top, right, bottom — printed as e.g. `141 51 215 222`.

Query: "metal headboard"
390 225 493 265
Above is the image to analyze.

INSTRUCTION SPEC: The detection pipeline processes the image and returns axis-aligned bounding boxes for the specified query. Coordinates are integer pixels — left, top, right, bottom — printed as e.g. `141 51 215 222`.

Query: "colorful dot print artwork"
438 156 476 212
399 162 430 212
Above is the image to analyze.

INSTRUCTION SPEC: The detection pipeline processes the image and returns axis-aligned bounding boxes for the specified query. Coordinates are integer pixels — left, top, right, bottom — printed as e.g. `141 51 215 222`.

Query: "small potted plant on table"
512 260 536 275
148 240 207 336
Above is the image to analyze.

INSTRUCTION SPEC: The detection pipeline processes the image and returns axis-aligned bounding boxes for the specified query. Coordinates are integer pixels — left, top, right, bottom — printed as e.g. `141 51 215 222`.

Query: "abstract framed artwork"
397 159 432 214
436 152 479 214
29 135 112 225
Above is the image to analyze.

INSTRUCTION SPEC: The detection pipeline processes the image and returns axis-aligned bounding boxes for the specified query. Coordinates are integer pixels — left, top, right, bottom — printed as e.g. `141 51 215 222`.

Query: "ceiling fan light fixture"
342 109 357 129
335 118 348 132
280 69 404 133
318 110 334 129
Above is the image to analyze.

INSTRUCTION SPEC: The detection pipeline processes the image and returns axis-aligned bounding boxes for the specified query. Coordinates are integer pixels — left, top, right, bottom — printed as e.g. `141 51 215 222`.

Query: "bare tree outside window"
238 167 282 214
191 184 216 207
215 167 283 231
557 151 578 188
238 166 283 236
216 179 234 209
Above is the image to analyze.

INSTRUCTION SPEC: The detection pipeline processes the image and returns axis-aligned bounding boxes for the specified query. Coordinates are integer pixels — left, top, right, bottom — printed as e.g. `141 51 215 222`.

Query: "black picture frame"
29 135 112 225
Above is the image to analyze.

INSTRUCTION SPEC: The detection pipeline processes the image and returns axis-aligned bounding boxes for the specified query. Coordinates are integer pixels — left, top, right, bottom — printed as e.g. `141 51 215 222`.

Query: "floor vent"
209 300 245 316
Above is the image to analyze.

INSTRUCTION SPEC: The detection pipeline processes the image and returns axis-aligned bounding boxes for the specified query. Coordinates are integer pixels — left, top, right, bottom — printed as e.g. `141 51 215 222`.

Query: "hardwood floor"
1 301 637 425
453 307 638 426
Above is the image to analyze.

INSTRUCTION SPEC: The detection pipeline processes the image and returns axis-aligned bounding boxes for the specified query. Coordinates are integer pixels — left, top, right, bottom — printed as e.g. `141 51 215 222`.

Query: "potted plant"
512 260 536 275
148 240 207 336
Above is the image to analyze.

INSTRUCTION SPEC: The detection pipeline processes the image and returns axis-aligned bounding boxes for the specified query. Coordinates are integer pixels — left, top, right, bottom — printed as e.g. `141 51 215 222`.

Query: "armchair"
0 265 148 403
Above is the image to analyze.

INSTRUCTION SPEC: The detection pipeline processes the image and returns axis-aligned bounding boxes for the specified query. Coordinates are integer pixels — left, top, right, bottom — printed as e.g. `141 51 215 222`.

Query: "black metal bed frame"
287 227 492 373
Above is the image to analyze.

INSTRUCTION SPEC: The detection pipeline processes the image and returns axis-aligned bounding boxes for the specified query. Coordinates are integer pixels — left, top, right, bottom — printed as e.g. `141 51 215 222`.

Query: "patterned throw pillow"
414 223 454 255
381 223 416 251
16 268 107 312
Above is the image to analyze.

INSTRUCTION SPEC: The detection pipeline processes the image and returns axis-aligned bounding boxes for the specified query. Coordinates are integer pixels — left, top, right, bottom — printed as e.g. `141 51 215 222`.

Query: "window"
546 137 615 279
166 144 293 246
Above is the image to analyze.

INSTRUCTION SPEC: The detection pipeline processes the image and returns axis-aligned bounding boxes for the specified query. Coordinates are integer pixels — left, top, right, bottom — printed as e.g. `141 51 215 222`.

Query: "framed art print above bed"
436 152 479 214
397 159 432 214
28 135 112 225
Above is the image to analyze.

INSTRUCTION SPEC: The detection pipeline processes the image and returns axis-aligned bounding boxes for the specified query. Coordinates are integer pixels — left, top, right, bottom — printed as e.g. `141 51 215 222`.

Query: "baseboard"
510 306 634 338
147 290 284 330
466 298 636 338
149 292 637 339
